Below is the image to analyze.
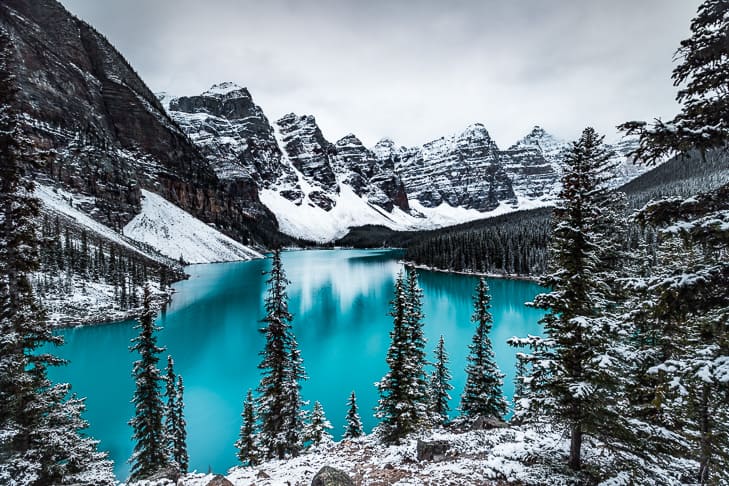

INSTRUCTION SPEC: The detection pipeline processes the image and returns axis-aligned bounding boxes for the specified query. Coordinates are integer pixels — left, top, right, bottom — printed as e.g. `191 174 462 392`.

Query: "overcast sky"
60 0 701 147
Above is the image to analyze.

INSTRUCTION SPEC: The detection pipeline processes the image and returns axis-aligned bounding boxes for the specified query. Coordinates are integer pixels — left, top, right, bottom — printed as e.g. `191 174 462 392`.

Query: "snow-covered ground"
260 184 554 243
126 424 694 486
123 190 264 264
35 184 165 262
35 274 171 327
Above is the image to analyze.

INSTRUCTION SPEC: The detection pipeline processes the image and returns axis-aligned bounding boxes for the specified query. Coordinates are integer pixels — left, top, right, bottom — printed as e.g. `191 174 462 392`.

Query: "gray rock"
311 466 354 486
205 474 234 486
501 125 562 199
277 113 339 199
333 134 409 212
396 124 516 211
471 416 509 430
167 83 292 187
146 464 180 482
416 439 450 462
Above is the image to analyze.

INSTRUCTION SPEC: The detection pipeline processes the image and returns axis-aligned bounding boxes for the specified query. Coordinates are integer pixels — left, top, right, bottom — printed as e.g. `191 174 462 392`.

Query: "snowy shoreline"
405 261 541 282
47 285 177 330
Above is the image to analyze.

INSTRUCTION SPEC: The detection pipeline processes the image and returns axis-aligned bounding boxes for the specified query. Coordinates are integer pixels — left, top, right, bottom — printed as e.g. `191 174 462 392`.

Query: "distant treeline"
405 209 552 276
34 211 185 309
339 149 729 277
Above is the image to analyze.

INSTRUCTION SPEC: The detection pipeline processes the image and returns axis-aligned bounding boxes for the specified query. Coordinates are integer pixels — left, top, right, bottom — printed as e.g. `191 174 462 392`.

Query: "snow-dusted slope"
123 190 263 264
35 184 163 262
260 183 551 243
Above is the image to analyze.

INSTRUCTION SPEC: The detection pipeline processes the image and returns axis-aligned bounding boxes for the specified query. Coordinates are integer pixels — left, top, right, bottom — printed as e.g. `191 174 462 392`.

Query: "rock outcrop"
311 466 355 486
501 126 562 199
333 134 409 212
166 82 293 187
396 124 516 211
0 0 281 246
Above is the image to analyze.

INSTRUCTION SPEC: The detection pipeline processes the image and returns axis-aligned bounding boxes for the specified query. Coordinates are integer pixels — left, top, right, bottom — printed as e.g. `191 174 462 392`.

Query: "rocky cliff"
0 0 281 246
395 124 516 211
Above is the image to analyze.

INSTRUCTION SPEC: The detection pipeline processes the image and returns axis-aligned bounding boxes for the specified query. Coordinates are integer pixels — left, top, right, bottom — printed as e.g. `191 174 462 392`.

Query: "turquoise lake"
48 249 545 479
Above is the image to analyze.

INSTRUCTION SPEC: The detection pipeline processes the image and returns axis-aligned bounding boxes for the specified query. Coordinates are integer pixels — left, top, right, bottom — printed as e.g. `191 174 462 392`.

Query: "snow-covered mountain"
396 123 516 211
162 84 652 242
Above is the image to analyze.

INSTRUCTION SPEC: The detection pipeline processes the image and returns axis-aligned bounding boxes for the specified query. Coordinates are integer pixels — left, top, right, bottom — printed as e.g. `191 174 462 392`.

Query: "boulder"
311 466 354 486
471 416 509 431
145 464 180 482
205 474 234 486
416 439 450 462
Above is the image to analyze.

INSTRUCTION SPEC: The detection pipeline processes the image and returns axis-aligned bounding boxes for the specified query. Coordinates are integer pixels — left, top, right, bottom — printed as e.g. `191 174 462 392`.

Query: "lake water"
48 249 545 479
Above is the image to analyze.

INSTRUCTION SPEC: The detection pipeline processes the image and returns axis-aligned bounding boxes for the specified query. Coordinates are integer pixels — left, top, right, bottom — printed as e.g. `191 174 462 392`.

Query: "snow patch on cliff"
123 190 263 264
261 184 554 243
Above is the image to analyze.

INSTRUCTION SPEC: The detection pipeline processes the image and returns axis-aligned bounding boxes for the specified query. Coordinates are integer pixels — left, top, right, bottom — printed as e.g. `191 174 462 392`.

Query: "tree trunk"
569 421 582 471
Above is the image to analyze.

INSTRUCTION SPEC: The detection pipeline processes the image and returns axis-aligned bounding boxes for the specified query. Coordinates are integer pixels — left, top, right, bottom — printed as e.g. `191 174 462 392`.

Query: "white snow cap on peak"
459 123 491 139
204 82 246 96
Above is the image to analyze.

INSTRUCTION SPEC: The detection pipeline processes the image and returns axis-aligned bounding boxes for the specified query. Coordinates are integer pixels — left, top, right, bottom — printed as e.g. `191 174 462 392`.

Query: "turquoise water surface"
48 249 545 479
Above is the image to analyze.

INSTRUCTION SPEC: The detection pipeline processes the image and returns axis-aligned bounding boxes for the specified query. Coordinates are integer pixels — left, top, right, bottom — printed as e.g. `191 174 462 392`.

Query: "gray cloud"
59 0 701 147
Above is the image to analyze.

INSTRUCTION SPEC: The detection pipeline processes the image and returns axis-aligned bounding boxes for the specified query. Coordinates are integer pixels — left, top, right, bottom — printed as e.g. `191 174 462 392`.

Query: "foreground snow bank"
124 190 263 264
126 424 695 486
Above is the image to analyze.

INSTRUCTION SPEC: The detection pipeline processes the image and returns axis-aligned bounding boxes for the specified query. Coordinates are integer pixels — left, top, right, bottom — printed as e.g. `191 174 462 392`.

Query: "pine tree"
404 267 430 426
306 401 333 447
171 376 188 473
620 0 729 162
376 270 426 443
256 249 307 459
620 1 729 480
128 286 168 480
0 32 114 486
429 335 453 425
460 278 507 420
163 356 187 473
236 389 259 466
343 391 364 439
510 128 630 472
164 355 177 455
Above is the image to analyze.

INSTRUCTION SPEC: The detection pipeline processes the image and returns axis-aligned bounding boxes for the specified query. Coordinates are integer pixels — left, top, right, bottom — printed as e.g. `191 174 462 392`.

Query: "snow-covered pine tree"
128 286 168 480
172 376 188 473
429 335 453 425
282 346 307 456
0 32 114 486
236 389 259 466
621 1 729 480
404 267 430 426
512 128 630 472
460 278 507 420
620 0 729 163
306 401 334 447
256 249 307 459
633 189 729 483
376 270 427 443
164 355 178 460
343 391 364 439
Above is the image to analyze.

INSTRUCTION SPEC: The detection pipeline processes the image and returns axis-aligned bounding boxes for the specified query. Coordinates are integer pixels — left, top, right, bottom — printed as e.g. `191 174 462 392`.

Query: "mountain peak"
203 82 250 98
336 133 364 147
458 123 492 141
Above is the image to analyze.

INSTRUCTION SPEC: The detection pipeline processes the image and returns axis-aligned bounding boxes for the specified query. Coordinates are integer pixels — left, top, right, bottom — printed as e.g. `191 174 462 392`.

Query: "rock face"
333 134 409 212
501 126 562 199
396 124 516 211
0 0 280 245
277 113 339 196
311 466 355 486
166 82 291 186
416 439 451 462
164 89 412 214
